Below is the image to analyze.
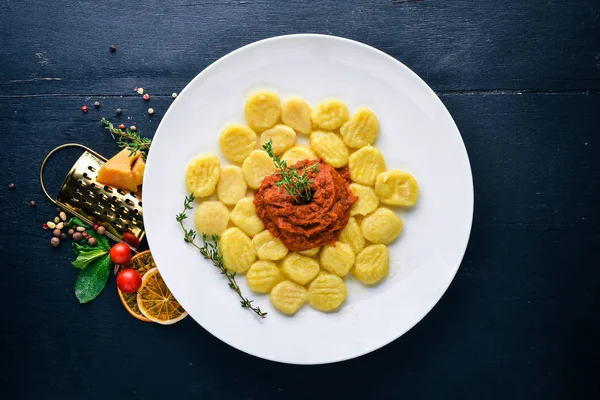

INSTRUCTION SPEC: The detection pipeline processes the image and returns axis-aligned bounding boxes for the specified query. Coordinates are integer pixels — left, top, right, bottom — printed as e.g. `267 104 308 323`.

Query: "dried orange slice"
137 267 187 325
118 250 155 322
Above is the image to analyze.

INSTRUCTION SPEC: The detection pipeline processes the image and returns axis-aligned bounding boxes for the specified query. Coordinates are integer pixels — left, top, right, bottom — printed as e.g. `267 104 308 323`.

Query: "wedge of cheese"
131 157 146 187
96 149 141 192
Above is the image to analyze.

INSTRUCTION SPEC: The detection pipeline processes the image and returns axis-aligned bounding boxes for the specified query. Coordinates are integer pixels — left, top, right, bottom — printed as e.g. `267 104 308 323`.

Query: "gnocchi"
349 183 379 216
252 230 289 261
352 244 389 285
281 146 317 167
216 165 247 206
375 170 420 206
242 150 277 189
310 99 349 130
281 97 312 134
298 246 320 257
246 261 282 293
320 242 355 277
219 227 256 273
360 208 403 244
270 280 307 315
340 108 379 149
310 130 349 168
338 217 365 254
260 124 297 155
348 145 386 186
219 124 257 163
185 154 220 197
194 201 230 236
244 91 281 132
308 273 347 312
230 197 265 237
281 253 320 285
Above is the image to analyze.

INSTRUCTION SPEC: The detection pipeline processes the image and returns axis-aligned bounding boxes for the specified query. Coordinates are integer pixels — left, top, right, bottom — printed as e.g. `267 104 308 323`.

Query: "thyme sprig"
176 194 266 318
262 139 318 204
100 118 152 160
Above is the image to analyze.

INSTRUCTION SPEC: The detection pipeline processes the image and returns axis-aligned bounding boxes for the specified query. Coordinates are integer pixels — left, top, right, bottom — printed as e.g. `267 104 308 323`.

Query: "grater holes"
132 209 139 215
130 192 137 199
78 179 86 187
116 189 125 195
92 209 101 216
82 172 92 180
88 165 96 173
103 186 112 193
138 201 142 207
124 199 134 206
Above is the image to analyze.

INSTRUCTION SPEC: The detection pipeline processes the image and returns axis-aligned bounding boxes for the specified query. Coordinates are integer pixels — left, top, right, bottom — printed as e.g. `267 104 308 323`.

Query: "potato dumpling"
320 242 355 277
375 170 419 206
270 280 307 315
216 165 247 206
298 246 320 257
281 253 320 285
252 230 288 261
185 154 220 197
360 208 403 244
219 227 256 273
348 145 386 186
308 273 347 312
352 244 389 285
260 124 296 155
310 99 349 130
230 197 265 237
194 201 230 236
281 146 317 167
244 91 281 132
349 183 379 216
242 150 277 189
219 124 257 163
246 261 282 293
340 108 379 149
281 97 312 134
310 130 349 168
338 217 365 254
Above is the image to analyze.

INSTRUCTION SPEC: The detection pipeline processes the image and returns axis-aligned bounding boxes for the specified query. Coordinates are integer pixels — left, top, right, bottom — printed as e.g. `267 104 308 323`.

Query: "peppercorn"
130 125 136 131
97 226 106 235
72 232 83 242
60 233 67 240
81 105 88 113
88 237 98 247
143 93 150 101
116 108 121 115
118 123 125 129
9 183 15 190
147 108 154 115
94 101 100 108
53 229 61 238
30 200 36 207
109 44 117 52
68 229 74 235
50 237 60 247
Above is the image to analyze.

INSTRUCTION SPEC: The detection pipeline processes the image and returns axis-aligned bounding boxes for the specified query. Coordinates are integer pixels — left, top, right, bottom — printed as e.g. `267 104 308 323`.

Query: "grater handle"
40 143 138 253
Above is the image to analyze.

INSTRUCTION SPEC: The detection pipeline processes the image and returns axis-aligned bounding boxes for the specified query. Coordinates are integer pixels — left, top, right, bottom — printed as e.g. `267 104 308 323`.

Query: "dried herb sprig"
176 194 266 318
262 139 318 204
100 118 152 160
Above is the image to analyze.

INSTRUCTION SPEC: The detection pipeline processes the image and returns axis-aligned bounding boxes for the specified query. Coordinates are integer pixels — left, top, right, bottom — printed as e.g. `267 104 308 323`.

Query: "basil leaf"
74 254 112 303
72 248 108 269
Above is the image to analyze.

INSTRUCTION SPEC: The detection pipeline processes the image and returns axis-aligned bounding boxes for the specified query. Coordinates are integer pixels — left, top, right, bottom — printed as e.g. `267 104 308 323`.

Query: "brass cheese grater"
40 143 144 251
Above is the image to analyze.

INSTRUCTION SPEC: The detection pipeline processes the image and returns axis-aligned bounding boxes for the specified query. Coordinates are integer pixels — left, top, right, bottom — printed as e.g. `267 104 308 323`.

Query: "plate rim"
145 33 474 365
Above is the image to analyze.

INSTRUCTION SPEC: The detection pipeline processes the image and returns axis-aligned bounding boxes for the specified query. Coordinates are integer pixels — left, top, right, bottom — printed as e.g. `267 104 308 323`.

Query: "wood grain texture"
1 0 599 399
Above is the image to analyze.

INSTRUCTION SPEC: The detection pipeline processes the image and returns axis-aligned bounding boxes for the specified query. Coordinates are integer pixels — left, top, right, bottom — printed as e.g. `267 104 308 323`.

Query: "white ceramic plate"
144 34 473 365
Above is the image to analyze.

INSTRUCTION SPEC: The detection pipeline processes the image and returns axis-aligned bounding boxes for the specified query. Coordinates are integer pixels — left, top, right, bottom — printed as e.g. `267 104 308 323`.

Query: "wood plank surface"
1 0 599 398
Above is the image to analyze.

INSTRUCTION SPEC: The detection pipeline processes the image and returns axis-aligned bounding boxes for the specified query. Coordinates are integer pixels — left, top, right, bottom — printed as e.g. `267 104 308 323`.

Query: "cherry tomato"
116 268 142 294
122 232 141 247
110 243 132 265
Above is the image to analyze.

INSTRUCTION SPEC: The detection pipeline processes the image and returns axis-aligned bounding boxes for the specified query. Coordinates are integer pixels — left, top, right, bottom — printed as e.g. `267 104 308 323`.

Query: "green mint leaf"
72 248 108 270
66 217 90 229
74 254 112 304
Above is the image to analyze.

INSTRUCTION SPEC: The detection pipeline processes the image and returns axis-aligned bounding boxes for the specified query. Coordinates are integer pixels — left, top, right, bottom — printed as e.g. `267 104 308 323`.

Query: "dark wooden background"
1 1 599 399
